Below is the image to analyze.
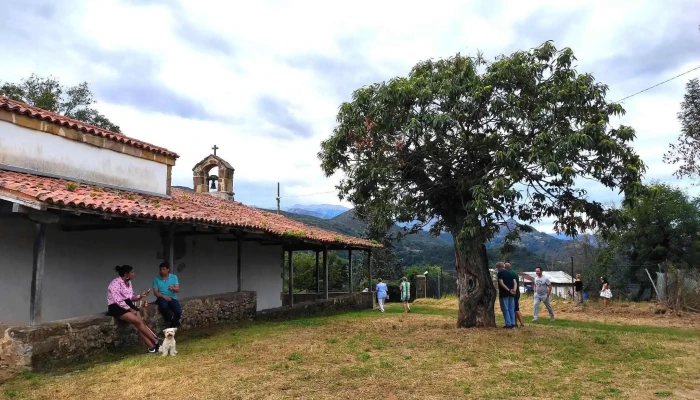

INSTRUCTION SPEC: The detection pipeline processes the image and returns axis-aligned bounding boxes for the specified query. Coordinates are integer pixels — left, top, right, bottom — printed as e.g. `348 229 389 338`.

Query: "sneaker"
550 317 555 322
532 318 538 322
147 346 158 354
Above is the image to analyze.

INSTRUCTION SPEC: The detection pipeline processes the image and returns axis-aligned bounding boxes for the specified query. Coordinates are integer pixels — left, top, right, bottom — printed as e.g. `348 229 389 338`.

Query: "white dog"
160 328 177 357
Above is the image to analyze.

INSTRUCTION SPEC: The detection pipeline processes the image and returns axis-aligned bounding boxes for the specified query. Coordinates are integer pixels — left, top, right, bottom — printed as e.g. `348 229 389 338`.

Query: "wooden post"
315 251 320 297
166 225 175 268
288 250 294 306
30 223 47 326
348 249 353 293
367 250 373 309
236 237 242 292
323 248 329 300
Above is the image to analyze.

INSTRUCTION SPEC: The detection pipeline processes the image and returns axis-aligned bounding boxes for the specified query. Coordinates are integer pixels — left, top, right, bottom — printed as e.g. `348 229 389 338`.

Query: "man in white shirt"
533 267 555 321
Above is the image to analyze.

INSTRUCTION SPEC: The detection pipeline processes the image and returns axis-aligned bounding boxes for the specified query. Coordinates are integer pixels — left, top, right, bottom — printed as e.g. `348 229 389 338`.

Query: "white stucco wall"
0 122 168 195
175 235 283 311
0 215 284 325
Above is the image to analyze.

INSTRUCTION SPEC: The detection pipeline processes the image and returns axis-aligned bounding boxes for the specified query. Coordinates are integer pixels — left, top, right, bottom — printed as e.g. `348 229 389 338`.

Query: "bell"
207 175 218 190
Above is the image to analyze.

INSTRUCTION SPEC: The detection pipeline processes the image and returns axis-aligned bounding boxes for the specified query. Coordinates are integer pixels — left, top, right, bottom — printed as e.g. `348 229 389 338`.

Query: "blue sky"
1 0 699 232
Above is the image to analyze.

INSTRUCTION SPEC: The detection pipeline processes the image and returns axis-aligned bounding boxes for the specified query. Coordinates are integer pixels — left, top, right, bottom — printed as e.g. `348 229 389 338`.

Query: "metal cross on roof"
212 145 219 156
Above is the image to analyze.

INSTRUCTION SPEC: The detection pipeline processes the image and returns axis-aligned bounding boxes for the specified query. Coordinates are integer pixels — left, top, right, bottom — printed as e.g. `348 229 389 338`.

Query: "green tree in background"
664 78 700 181
319 42 645 328
283 251 350 292
590 184 700 299
0 74 121 133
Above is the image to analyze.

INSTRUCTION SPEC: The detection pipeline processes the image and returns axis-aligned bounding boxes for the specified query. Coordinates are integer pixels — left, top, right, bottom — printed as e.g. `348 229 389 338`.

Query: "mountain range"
270 207 593 272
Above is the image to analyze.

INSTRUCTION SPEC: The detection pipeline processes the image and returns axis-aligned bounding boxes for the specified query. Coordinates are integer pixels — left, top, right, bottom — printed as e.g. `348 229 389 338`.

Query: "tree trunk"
454 236 497 328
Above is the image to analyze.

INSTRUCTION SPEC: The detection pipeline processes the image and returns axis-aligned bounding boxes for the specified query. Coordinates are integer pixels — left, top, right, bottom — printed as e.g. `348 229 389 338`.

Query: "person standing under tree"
574 274 584 305
376 278 388 313
496 262 517 328
505 262 524 327
400 277 411 313
533 267 555 322
153 262 182 328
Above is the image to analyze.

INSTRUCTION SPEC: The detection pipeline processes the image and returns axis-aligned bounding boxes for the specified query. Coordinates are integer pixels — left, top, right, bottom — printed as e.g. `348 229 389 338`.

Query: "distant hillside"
273 209 592 271
283 204 349 219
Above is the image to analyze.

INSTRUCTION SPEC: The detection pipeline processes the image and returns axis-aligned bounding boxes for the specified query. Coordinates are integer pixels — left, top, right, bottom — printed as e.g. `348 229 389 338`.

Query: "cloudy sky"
1 0 699 232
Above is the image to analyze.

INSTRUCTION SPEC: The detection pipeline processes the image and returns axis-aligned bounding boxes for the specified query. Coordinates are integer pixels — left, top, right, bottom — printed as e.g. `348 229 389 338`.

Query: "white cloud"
1 0 699 217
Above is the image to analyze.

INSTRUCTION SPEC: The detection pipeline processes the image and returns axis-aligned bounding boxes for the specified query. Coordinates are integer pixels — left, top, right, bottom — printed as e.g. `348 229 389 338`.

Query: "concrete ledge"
258 292 372 321
0 291 256 371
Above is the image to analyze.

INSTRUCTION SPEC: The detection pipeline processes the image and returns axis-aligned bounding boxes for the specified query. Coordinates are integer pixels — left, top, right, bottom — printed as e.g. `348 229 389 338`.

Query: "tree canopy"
0 74 121 133
319 42 645 327
664 78 700 181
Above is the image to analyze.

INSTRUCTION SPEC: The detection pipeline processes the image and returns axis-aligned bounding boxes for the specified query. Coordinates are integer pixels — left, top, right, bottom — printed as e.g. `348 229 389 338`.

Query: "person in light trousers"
533 267 555 321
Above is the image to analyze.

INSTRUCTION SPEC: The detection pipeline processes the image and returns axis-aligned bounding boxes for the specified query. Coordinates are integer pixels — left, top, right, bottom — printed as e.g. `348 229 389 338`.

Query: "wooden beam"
323 248 329 300
315 251 320 296
12 204 59 224
288 250 294 307
237 237 242 292
348 249 353 293
30 223 47 326
367 250 373 309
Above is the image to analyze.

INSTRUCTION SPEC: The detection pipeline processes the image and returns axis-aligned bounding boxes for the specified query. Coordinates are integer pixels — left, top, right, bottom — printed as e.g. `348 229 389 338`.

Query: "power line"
615 65 700 103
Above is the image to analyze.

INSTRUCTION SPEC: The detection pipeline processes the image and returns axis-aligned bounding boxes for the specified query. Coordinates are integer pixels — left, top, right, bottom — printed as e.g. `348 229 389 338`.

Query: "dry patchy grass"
2 304 700 400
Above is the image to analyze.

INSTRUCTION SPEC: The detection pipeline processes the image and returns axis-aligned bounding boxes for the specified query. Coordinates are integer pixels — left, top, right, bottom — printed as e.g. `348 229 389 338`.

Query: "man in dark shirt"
496 261 517 328
505 262 524 327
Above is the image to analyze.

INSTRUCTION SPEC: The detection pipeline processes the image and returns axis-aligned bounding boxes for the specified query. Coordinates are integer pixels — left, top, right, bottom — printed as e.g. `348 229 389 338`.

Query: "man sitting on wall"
153 262 182 328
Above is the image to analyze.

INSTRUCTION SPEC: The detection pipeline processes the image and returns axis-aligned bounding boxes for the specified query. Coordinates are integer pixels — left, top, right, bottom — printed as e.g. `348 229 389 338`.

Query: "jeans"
155 297 182 327
575 291 583 304
533 295 555 320
499 296 515 327
377 297 386 312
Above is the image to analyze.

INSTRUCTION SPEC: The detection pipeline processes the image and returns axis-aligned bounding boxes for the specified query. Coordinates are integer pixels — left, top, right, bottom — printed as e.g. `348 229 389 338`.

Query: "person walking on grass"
376 278 388 313
400 277 411 313
496 262 517 329
533 267 555 322
574 274 584 305
600 276 612 307
505 262 524 327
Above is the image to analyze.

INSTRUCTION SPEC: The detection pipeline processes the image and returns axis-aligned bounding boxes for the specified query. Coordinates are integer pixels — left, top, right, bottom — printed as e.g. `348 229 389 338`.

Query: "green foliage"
664 78 700 180
590 183 700 298
319 42 644 248
0 74 121 133
283 251 351 292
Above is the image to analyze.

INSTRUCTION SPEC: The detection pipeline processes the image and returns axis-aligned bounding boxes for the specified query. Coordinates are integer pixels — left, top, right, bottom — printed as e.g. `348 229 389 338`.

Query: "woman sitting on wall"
107 265 159 353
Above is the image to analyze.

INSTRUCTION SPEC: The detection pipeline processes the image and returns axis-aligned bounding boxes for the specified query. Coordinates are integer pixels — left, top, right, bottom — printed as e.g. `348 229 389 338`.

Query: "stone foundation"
0 291 255 371
258 292 372 320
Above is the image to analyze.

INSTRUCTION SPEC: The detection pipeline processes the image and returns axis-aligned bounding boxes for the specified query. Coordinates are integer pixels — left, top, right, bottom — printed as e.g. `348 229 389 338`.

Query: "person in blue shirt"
376 278 388 313
153 262 182 328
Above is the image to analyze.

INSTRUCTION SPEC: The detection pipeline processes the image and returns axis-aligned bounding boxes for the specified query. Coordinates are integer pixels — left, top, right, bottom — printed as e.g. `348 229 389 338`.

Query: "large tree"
0 74 121 133
319 42 645 328
664 78 700 180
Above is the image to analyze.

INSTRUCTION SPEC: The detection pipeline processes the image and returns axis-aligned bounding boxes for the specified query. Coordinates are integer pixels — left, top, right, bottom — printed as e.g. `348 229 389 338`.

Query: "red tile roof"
0 169 377 249
0 96 178 159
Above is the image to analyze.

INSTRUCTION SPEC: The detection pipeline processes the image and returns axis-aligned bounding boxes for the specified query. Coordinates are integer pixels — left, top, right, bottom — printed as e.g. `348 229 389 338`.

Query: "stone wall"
281 292 350 306
0 291 255 371
258 292 372 321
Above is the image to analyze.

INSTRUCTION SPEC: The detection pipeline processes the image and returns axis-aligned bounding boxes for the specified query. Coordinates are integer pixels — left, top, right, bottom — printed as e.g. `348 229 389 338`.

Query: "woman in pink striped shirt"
108 265 158 353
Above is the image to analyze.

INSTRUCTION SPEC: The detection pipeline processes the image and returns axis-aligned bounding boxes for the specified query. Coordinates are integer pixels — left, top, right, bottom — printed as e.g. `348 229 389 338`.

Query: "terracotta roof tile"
0 96 178 158
0 169 377 249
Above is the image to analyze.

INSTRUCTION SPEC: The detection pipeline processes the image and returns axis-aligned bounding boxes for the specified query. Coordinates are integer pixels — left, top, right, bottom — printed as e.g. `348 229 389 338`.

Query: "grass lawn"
2 298 700 399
